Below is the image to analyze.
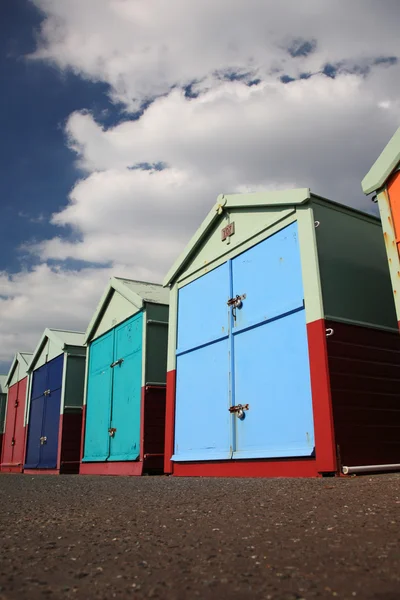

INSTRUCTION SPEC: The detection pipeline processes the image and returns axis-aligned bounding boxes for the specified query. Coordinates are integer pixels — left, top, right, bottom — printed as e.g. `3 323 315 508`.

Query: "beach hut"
24 329 86 474
1 353 32 472
80 277 169 476
164 188 400 477
362 126 400 329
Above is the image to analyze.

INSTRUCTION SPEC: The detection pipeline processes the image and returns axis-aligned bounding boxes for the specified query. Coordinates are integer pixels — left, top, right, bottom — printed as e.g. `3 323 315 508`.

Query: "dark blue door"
24 355 64 469
24 395 45 469
40 388 62 468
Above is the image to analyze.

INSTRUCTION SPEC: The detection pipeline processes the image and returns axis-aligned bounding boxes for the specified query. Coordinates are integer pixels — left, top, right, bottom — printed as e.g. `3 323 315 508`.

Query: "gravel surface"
0 473 399 600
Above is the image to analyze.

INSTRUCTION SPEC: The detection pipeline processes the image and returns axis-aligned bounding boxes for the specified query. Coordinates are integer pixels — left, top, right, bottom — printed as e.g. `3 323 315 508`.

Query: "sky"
0 0 399 373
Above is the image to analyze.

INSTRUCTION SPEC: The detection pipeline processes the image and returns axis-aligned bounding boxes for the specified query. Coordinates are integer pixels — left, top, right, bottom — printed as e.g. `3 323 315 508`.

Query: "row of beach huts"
1 128 400 479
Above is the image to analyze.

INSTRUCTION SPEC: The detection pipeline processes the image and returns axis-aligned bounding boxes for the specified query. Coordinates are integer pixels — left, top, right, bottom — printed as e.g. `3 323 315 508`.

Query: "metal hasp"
108 428 117 437
110 358 124 368
39 436 47 445
227 294 246 320
229 404 249 419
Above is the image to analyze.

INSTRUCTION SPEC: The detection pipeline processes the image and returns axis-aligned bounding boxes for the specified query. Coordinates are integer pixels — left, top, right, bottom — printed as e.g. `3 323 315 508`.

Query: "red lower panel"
24 469 59 475
173 459 319 478
306 319 337 474
0 433 3 458
80 461 143 476
1 464 24 473
164 370 176 474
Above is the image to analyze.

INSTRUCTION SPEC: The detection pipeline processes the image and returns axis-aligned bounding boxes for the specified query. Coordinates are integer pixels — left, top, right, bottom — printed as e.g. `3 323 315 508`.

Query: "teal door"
109 316 142 461
83 314 143 463
83 332 114 461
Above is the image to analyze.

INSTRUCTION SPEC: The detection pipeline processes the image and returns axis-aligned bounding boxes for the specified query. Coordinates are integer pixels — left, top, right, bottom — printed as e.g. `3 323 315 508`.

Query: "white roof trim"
84 277 168 345
27 328 85 373
362 127 400 195
5 352 33 387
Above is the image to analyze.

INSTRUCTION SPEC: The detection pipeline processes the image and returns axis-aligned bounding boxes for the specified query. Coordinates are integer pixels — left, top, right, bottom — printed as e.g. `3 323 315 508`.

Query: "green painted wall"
312 199 398 330
145 303 169 385
63 355 86 408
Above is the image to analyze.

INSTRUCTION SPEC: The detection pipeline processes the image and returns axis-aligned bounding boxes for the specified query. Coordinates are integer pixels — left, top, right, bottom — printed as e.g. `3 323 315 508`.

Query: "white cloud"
1 0 400 368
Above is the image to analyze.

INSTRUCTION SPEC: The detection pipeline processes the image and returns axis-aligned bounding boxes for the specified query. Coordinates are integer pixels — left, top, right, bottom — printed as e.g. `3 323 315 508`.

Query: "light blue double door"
83 314 143 462
173 222 315 462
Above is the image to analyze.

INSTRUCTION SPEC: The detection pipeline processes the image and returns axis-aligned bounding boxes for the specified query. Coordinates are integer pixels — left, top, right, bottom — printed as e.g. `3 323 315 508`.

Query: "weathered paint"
377 176 400 324
81 278 168 475
1 376 28 472
0 376 7 460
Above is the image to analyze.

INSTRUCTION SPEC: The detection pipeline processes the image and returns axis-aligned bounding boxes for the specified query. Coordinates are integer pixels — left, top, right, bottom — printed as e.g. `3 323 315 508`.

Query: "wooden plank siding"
326 320 400 469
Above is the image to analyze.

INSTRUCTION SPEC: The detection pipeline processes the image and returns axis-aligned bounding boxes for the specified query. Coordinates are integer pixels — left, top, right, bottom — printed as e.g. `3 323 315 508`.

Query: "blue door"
24 395 45 469
173 222 315 462
40 387 62 468
231 223 314 459
173 263 232 461
83 332 114 462
25 354 64 469
109 315 142 461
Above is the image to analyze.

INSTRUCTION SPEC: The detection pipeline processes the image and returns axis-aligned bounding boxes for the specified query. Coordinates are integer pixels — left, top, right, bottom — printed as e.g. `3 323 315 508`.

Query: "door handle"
39 436 47 445
110 358 124 368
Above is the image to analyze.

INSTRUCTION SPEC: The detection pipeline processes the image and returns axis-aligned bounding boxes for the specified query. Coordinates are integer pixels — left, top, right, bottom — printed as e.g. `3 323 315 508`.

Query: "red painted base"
24 469 60 475
172 459 319 478
0 464 24 473
80 461 144 476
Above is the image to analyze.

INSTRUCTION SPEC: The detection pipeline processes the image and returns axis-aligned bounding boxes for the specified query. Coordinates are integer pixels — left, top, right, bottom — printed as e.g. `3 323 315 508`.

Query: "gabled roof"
5 352 33 387
0 375 7 395
163 188 311 287
28 329 85 373
362 127 400 195
84 277 169 345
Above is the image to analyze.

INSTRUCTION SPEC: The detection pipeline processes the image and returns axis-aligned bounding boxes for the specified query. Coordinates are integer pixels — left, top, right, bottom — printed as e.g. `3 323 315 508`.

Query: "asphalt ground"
0 473 399 600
